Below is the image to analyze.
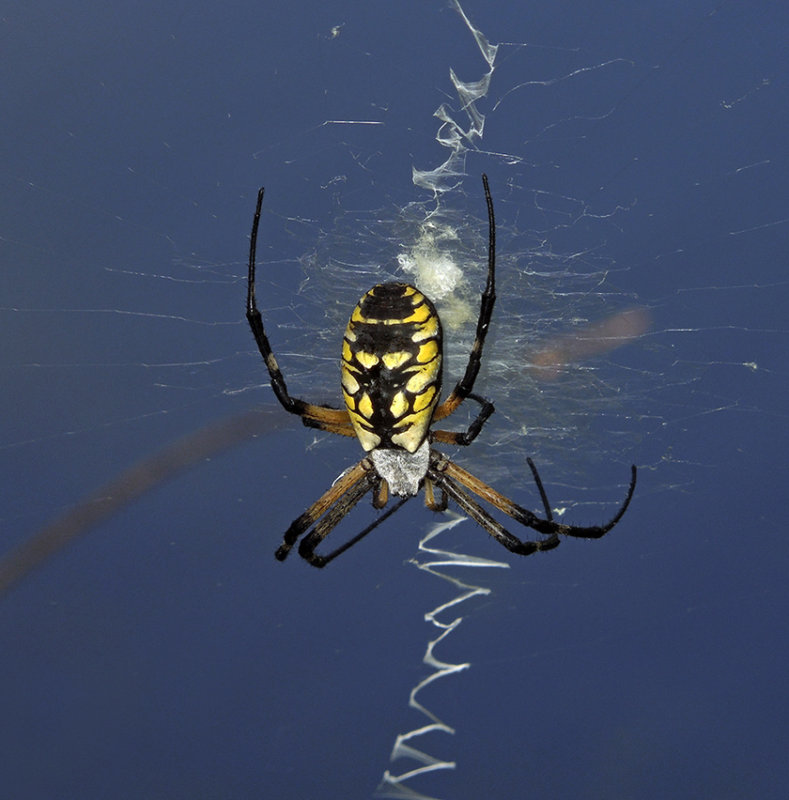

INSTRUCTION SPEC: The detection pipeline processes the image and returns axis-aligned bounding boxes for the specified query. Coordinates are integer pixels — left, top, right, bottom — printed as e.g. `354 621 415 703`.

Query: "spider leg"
431 392 495 446
427 463 560 556
273 458 413 568
432 453 637 551
559 463 638 538
301 416 357 437
299 496 412 568
275 459 373 562
423 478 448 511
246 187 351 430
433 174 496 422
526 457 554 521
524 462 636 538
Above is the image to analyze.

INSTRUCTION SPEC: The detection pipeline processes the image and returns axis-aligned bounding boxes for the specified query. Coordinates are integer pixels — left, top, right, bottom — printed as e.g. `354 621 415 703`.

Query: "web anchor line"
374 514 508 800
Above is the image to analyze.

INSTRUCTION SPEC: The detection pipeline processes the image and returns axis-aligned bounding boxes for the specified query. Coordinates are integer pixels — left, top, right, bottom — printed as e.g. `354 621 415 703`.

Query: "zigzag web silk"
375 515 509 800
375 5 507 798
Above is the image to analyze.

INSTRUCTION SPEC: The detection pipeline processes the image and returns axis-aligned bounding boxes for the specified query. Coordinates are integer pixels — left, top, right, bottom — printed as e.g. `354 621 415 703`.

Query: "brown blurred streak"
0 407 285 597
527 307 651 381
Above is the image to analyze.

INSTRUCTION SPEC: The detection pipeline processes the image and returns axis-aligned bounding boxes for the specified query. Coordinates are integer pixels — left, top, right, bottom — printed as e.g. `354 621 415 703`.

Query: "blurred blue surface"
2 1 787 798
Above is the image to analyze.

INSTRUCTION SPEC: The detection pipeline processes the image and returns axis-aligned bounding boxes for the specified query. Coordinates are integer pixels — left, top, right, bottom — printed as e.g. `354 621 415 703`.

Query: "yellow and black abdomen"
341 283 442 453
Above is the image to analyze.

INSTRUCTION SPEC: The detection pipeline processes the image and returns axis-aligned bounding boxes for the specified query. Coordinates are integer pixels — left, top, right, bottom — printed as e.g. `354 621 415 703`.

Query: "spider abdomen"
341 283 443 453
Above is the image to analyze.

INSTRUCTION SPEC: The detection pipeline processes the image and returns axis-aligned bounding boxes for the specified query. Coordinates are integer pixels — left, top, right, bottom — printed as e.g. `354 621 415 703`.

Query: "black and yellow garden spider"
246 175 636 567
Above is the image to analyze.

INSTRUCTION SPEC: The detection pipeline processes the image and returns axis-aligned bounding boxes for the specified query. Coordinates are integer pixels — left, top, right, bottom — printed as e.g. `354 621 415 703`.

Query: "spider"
246 175 637 567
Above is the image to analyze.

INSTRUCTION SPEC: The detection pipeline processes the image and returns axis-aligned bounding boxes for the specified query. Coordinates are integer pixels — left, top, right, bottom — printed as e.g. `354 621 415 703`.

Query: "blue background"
2 2 787 798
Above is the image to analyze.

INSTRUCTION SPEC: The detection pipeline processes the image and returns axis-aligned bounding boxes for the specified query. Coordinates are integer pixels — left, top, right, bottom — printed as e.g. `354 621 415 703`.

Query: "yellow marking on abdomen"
382 351 412 370
389 391 409 418
356 351 380 370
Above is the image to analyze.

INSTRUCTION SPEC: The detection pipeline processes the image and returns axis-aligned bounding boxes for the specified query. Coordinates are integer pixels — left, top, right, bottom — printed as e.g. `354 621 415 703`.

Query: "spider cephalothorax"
245 175 636 567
